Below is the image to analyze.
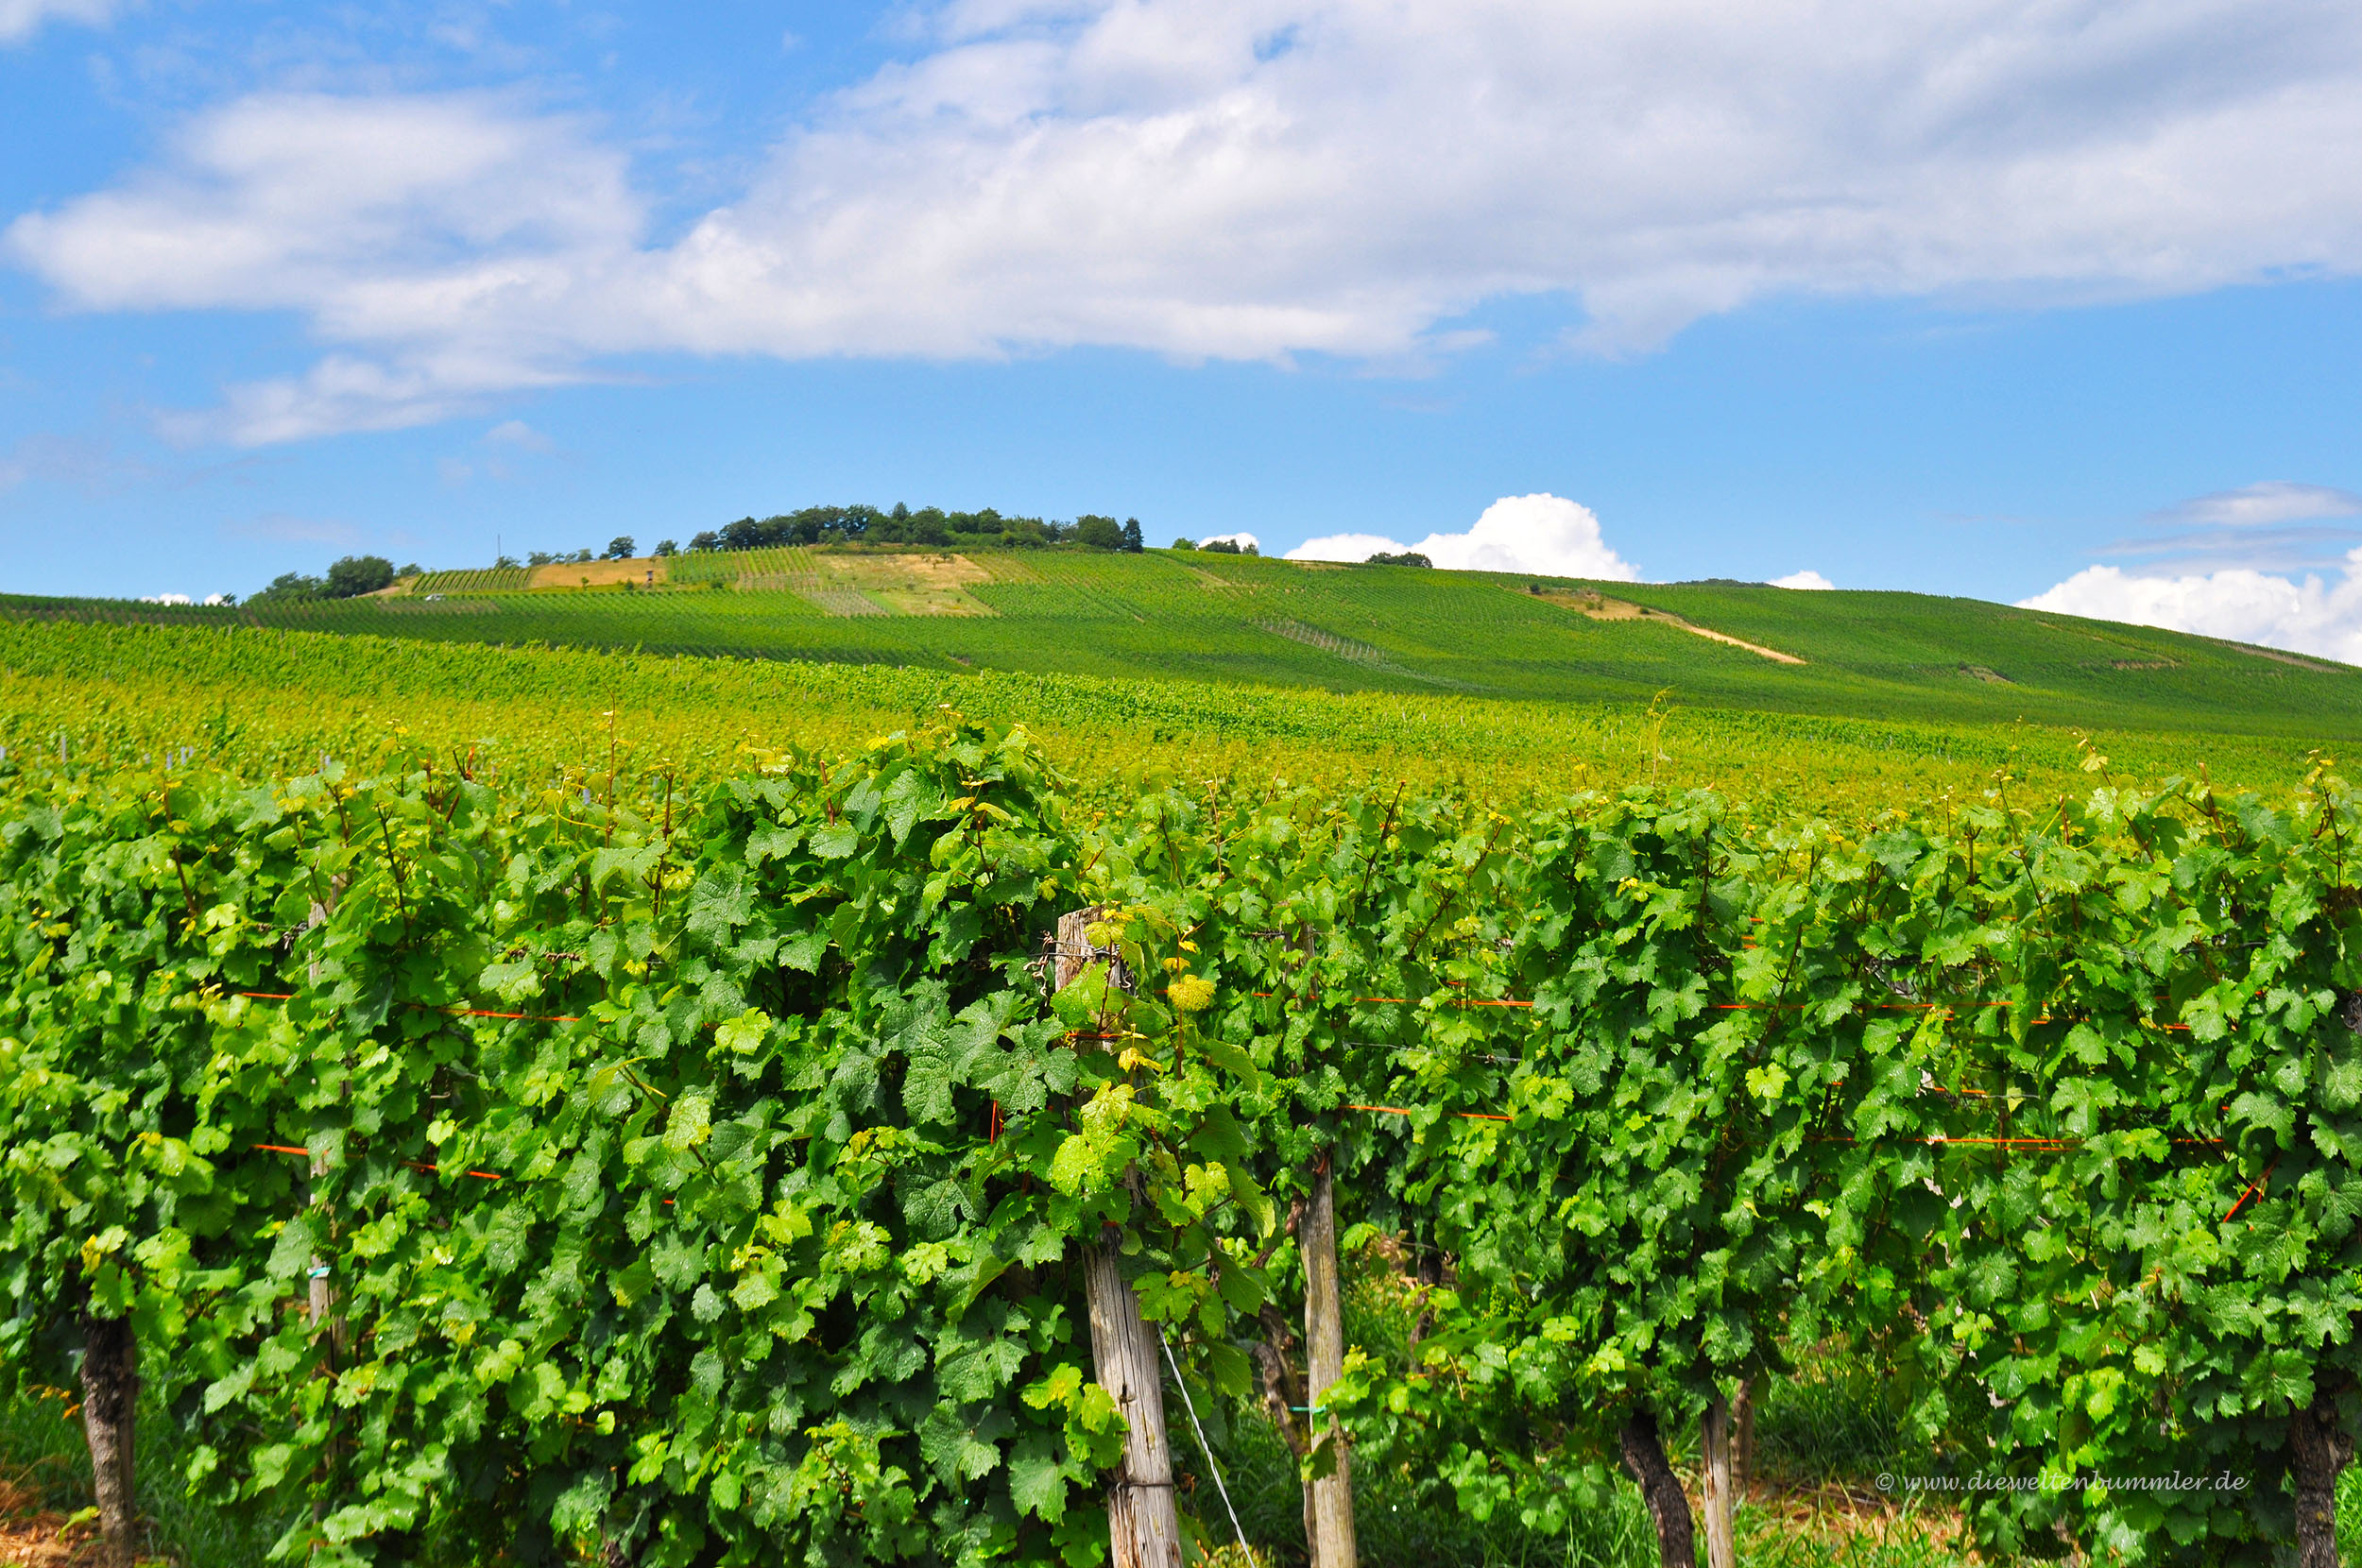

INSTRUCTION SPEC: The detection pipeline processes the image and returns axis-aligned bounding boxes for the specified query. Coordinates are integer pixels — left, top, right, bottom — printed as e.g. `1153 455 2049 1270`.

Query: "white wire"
1158 1325 1253 1559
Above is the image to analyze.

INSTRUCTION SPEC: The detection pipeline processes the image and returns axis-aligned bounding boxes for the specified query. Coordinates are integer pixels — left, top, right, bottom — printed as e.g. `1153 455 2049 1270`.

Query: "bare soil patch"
0 1477 99 1568
526 556 666 590
1526 587 1807 665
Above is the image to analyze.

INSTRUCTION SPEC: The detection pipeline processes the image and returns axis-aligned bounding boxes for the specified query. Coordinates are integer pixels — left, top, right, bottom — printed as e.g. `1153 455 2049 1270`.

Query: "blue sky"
4 1 2362 654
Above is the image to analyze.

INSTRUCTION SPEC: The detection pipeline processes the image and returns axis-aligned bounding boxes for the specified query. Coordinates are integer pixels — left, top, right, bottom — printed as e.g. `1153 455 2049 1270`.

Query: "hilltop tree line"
246 554 417 605
684 503 1146 553
243 506 1226 599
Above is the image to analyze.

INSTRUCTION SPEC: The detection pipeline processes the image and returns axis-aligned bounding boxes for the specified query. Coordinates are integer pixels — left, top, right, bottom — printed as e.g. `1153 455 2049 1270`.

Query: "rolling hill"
13 544 2357 744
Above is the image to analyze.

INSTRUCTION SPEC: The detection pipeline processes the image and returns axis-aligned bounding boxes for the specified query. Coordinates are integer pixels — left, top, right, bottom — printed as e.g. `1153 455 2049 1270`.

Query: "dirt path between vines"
1529 587 1809 664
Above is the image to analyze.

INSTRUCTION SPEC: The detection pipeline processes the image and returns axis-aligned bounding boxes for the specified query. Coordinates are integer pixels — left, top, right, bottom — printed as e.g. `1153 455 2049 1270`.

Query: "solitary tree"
1121 518 1144 552
653 538 678 556
604 536 636 559
324 555 396 597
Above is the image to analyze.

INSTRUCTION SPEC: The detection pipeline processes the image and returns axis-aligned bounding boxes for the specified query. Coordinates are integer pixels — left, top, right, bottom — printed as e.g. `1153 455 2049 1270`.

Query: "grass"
0 1387 280 1567
1151 1238 1976 1568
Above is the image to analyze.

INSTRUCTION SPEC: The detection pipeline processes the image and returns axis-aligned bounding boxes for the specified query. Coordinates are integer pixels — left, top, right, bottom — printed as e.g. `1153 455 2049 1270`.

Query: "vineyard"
412 568 535 595
0 612 2349 814
8 546 2362 742
5 569 2362 1567
7 705 2362 1568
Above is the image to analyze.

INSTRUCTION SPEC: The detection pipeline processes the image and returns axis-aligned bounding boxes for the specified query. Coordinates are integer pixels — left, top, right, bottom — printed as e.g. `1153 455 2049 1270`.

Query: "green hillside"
15 544 2356 742
23 545 2362 741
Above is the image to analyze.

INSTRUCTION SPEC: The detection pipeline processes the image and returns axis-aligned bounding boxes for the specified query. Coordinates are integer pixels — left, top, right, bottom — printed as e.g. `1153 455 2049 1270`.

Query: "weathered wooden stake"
1702 1390 1736 1568
1733 1376 1754 1498
77 1308 138 1568
1303 1154 1357 1568
305 895 346 1550
1057 908 1181 1568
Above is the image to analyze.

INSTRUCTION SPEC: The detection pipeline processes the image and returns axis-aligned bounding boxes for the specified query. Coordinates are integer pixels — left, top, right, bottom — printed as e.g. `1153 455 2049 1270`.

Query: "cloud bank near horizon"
13 0 2362 441
1287 494 1641 581
2020 557 2362 666
2019 481 2362 663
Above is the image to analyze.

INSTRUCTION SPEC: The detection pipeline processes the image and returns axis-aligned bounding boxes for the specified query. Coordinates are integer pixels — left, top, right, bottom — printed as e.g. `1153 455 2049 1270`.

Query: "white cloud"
485 418 555 452
1288 493 1639 581
139 591 192 605
18 3 2362 437
11 94 637 442
0 0 112 45
2018 555 2362 665
1282 532 1407 563
2147 481 2362 529
1772 569 1836 589
1199 531 1261 551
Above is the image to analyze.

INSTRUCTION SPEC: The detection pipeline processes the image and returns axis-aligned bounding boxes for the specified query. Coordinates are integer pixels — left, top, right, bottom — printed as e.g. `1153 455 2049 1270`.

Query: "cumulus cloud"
1199 532 1261 551
17 2 2362 437
1771 570 1836 589
1281 532 1404 562
0 0 113 45
2019 555 2362 665
1288 493 1639 580
11 94 639 441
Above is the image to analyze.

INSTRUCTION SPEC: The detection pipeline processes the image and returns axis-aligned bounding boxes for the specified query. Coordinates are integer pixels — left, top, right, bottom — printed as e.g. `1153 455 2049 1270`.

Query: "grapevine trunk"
2290 1395 2352 1568
1619 1411 1696 1568
77 1309 137 1568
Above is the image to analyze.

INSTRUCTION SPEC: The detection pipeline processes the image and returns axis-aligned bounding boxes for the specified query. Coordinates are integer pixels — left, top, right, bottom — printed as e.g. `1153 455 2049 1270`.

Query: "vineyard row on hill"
5 725 2362 1565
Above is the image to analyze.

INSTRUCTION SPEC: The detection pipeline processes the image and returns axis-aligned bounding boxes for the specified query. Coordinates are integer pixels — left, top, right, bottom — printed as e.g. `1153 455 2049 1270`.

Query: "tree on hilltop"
325 555 396 596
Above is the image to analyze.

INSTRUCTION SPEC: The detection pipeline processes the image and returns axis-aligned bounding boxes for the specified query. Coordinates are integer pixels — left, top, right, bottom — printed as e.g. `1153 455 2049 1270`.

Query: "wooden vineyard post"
1303 1152 1357 1568
1703 1390 1737 1568
77 1307 138 1568
1056 908 1182 1568
305 895 347 1547
1733 1376 1754 1502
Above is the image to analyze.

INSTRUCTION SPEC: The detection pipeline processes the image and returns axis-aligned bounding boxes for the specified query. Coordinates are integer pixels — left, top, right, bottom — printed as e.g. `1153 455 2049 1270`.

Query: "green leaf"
715 1009 771 1055
1008 1434 1070 1522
